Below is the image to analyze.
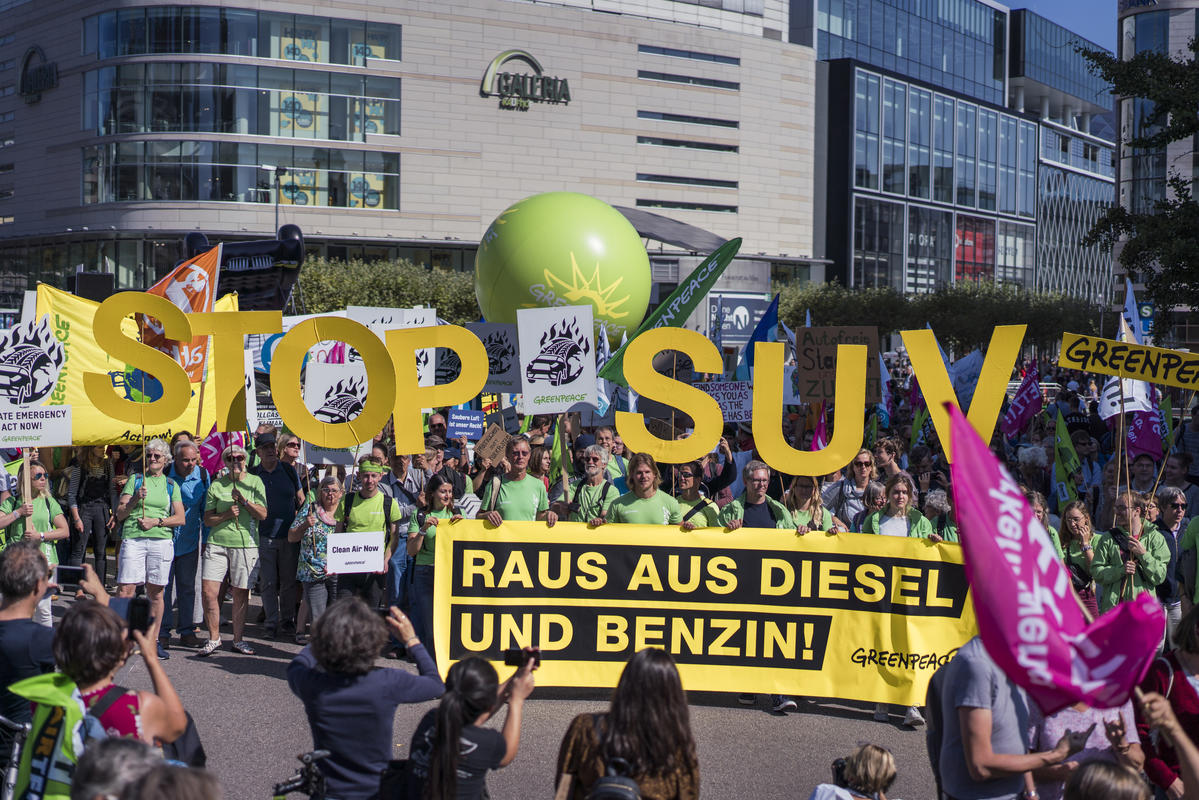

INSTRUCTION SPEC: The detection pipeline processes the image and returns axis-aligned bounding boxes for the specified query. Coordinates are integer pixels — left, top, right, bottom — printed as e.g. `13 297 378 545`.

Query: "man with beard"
556 445 620 524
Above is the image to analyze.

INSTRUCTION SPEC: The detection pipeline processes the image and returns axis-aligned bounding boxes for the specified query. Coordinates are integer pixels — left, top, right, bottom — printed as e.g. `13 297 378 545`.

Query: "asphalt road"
86 595 939 800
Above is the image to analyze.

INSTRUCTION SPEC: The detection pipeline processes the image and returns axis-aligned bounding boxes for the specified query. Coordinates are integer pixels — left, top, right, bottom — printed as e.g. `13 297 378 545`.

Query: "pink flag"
1000 367 1042 437
948 403 1163 713
1127 407 1163 463
810 402 829 451
199 424 245 476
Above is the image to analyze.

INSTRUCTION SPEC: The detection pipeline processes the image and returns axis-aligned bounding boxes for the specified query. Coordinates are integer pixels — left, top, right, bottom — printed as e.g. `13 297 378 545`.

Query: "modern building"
0 0 820 324
808 0 1116 302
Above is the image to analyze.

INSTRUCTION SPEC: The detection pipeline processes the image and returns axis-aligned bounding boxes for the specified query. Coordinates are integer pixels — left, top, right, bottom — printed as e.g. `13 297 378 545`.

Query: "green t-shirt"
407 507 454 566
479 474 548 522
205 474 267 549
608 491 683 525
1 495 63 565
678 496 721 527
119 474 182 540
566 480 620 523
792 507 834 531
605 455 629 482
334 491 396 534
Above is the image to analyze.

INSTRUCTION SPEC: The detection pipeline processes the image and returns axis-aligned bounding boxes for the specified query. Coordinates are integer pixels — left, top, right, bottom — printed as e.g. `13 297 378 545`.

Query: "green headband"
359 462 385 474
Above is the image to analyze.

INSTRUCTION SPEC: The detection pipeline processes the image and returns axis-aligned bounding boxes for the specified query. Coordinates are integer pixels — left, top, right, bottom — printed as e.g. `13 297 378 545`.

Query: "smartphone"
126 595 153 635
375 605 397 619
503 647 541 668
53 565 85 587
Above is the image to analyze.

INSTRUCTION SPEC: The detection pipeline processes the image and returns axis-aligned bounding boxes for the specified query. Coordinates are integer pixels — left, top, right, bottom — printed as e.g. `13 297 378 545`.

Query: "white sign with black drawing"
517 305 596 414
303 361 373 465
467 322 520 393
0 315 72 447
348 305 438 388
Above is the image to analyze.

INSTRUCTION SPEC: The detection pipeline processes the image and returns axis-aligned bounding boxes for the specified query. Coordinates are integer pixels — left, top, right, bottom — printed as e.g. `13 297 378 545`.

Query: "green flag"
911 407 930 450
550 418 571 484
866 413 878 449
598 238 742 387
1053 412 1081 506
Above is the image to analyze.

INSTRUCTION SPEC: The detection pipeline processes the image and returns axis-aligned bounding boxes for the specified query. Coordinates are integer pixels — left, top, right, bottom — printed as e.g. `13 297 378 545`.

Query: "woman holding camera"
805 744 896 800
404 651 537 799
554 648 699 800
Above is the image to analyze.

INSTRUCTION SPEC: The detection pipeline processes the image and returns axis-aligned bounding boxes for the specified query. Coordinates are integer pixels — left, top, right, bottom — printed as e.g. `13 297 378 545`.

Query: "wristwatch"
1081 544 1093 553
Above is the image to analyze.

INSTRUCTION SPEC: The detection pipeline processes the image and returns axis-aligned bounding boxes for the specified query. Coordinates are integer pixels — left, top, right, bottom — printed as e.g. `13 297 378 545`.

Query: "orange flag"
139 244 222 383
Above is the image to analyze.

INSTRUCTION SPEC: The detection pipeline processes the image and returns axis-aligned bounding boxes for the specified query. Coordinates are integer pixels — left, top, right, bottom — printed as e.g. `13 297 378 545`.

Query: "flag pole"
21 448 32 537
558 412 569 502
138 316 147 521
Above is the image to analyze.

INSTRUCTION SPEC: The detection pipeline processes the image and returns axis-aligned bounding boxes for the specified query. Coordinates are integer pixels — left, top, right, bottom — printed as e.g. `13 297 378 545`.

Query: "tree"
298 258 480 324
1078 41 1199 332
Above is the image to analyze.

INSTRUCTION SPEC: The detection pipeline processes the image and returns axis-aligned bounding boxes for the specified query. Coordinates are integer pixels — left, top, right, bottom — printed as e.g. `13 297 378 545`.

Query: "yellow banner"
35 284 238 445
434 521 977 704
1058 332 1199 390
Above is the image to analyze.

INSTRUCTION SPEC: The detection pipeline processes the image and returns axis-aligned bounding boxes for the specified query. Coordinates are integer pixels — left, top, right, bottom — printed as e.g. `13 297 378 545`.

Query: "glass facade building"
1010 11 1110 110
814 0 1007 105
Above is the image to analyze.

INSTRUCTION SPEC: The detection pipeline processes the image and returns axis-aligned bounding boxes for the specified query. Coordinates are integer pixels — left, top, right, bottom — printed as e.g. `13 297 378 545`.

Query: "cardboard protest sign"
467 322 520 393
475 423 511 464
327 531 386 574
0 315 72 447
303 361 372 464
518 306 596 414
796 326 881 403
433 521 975 702
447 409 485 440
692 381 752 423
485 406 519 434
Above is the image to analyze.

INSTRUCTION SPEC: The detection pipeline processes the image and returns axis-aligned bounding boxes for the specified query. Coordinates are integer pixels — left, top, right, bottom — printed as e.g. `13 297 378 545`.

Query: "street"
87 596 940 800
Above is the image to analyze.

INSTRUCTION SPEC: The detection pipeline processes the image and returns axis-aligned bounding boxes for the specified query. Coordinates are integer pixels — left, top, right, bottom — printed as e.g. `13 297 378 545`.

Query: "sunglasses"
678 471 696 478
31 472 47 480
1173 502 1188 509
225 455 246 462
853 461 871 468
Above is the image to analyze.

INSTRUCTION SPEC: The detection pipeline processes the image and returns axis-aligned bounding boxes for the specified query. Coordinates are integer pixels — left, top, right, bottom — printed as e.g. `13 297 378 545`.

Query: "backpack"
570 480 615 521
584 715 641 800
130 473 179 510
10 673 110 800
341 490 396 533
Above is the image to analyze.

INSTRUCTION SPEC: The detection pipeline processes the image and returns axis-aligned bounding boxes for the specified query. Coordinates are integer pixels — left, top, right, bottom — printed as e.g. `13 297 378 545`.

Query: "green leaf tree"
298 258 481 324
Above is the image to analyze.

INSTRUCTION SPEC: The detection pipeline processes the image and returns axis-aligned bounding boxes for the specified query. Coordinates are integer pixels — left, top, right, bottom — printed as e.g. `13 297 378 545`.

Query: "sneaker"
737 693 756 706
179 633 203 648
873 704 890 722
156 642 170 660
263 626 277 640
196 639 222 657
771 695 798 713
231 640 255 655
903 706 926 728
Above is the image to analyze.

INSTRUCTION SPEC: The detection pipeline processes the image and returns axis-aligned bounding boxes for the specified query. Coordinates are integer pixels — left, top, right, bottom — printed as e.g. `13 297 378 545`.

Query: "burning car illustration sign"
302 362 372 465
467 322 521 393
517 306 596 414
0 314 72 447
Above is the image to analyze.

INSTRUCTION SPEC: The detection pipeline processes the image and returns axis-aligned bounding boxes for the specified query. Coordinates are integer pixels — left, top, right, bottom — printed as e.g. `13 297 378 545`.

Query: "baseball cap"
445 446 462 460
256 432 277 448
1066 380 1079 392
574 434 596 450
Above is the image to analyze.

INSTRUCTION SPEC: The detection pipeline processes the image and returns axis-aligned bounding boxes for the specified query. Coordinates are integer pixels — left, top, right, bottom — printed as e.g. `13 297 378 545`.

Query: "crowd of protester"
5 354 1199 798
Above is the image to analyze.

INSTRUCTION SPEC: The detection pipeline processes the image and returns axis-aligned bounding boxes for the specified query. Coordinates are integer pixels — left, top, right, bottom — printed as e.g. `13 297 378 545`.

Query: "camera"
53 565 85 589
107 595 154 635
503 647 541 668
831 757 849 788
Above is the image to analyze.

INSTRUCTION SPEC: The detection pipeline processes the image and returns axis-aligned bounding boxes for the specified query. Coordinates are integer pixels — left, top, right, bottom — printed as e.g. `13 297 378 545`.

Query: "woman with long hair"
1059 500 1100 619
407 473 463 662
860 473 933 540
528 445 553 490
822 449 876 528
850 481 886 533
405 653 536 799
555 648 699 800
0 459 70 626
288 475 343 642
68 445 116 586
786 475 835 534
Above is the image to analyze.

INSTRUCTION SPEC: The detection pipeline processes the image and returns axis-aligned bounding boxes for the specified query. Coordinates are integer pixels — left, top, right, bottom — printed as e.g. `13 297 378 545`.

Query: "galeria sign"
80 292 1026 473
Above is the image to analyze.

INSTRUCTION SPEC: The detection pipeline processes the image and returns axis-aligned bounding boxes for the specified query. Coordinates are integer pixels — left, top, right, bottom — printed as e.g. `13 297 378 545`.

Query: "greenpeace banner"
35 285 235 445
433 521 976 703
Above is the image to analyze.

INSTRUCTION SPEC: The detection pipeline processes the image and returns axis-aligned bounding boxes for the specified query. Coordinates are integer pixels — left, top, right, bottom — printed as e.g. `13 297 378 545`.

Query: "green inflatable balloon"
475 192 651 340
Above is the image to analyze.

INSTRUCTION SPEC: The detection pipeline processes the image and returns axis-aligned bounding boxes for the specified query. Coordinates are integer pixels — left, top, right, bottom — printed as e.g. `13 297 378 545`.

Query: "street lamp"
260 164 288 236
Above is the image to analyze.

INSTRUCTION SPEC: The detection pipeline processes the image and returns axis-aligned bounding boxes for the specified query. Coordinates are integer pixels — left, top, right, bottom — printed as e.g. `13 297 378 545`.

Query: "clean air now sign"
479 50 571 111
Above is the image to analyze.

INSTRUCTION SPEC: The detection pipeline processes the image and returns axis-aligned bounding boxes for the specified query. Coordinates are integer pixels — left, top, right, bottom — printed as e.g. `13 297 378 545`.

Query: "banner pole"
138 317 147 520
195 377 207 436
1117 381 1131 602
558 412 569 501
21 448 32 537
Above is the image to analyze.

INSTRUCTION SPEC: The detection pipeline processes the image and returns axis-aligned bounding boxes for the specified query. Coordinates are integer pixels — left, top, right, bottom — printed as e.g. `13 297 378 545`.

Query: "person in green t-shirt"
785 476 835 535
113 440 186 657
333 460 401 610
606 453 683 526
199 444 267 656
477 437 557 526
0 459 68 627
596 426 629 488
675 459 720 530
406 473 462 661
555 444 620 525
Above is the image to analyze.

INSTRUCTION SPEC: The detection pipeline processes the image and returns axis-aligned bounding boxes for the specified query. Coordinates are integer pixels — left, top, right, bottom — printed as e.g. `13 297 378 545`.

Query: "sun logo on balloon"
539 253 631 320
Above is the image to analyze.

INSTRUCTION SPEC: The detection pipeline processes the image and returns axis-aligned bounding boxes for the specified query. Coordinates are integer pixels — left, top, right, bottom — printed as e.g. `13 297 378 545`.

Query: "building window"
933 95 954 204
853 197 904 290
0 85 14 97
0 216 13 225
0 112 12 124
908 87 931 200
637 71 739 91
636 136 738 153
955 214 995 282
1018 120 1037 218
977 110 998 211
882 79 906 195
0 60 12 73
636 173 738 189
0 189 11 200
907 206 953 293
0 163 12 174
998 117 1018 215
0 34 15 47
997 221 1034 289
82 141 400 209
635 199 737 213
637 44 740 66
638 110 738 129
854 71 880 190
92 8 401 64
955 102 976 208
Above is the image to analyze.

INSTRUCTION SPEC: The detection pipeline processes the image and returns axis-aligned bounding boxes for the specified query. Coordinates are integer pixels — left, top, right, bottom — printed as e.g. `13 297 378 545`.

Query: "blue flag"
735 294 779 381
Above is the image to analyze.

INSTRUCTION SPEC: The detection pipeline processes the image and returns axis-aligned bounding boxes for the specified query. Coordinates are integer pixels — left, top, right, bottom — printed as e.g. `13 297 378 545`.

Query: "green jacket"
1092 524 1170 612
861 507 935 538
12 673 92 800
717 493 795 529
929 514 960 543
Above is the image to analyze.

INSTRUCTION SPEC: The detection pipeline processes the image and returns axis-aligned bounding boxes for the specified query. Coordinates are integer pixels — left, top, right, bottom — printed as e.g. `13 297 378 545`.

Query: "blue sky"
1013 0 1117 52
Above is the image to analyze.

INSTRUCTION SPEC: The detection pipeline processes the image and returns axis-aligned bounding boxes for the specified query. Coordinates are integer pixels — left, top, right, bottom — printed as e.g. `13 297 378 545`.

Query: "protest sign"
448 409 485 440
475 423 511 464
518 306 597 414
1000 368 1041 436
327 531 386 574
1059 332 1199 391
434 521 974 702
692 381 752 424
303 361 372 465
0 315 73 447
242 350 257 431
485 406 519 434
467 322 520 393
796 326 881 403
783 366 803 405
